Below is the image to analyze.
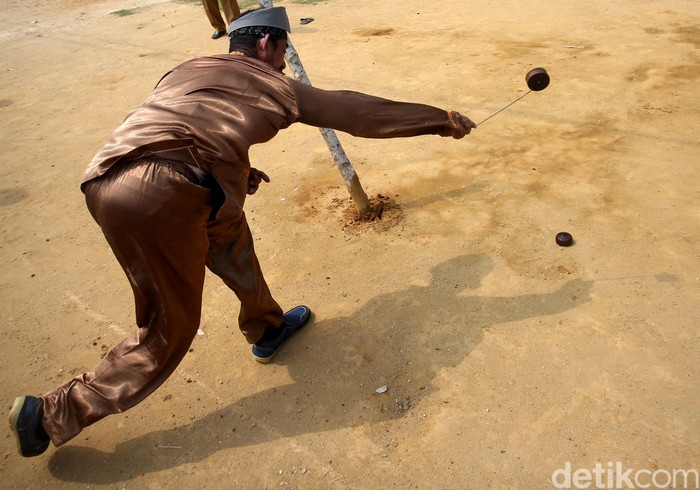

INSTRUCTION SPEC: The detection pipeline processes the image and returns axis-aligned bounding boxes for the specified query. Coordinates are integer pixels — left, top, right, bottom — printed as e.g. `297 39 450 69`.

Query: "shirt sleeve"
289 79 454 139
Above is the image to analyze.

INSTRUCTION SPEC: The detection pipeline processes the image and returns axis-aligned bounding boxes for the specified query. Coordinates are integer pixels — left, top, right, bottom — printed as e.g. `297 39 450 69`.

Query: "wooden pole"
256 0 371 217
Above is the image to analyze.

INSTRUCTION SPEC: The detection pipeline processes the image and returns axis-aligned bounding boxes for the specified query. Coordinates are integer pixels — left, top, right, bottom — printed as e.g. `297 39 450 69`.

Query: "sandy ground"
1 0 699 488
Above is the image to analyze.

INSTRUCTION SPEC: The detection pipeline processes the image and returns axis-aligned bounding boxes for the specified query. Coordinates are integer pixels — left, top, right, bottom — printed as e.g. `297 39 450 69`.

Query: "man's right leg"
206 213 284 345
206 214 312 363
38 158 214 447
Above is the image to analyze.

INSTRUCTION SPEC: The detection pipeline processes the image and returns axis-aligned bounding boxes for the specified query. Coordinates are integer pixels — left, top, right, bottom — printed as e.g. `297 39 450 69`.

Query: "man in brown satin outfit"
9 7 476 457
203 0 240 39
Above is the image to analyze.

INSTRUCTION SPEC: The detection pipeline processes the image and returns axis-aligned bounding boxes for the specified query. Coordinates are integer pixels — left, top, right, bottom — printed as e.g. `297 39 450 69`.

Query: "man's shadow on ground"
49 254 592 483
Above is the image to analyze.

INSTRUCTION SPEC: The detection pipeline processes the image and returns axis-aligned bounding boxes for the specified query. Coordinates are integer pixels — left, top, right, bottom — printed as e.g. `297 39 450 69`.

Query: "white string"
477 90 532 125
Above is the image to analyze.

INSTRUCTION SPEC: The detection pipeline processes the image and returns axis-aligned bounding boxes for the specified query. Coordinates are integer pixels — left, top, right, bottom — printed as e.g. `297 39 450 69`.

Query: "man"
203 0 240 39
8 7 476 458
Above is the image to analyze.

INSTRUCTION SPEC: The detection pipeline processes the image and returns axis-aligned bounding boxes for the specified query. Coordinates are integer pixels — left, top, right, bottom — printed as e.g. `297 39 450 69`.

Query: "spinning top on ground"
525 67 550 91
555 232 574 247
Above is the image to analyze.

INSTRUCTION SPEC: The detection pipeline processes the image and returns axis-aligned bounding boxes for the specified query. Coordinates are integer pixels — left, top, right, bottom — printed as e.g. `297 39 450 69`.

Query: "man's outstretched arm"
290 79 475 140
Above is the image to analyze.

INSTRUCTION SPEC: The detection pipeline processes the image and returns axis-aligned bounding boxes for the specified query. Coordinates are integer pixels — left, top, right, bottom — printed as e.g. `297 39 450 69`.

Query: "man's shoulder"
181 54 273 71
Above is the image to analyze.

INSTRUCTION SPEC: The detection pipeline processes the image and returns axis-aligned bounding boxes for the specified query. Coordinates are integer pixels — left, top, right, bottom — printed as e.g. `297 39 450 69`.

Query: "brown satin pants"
40 157 283 446
203 0 240 32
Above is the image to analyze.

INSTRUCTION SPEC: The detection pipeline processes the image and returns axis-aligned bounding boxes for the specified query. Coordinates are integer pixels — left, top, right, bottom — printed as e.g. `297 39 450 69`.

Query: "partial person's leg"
40 158 213 447
221 0 241 25
202 0 226 32
206 213 284 344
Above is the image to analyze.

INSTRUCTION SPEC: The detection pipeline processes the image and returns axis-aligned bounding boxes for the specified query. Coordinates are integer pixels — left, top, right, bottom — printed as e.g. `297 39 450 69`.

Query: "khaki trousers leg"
221 0 241 25
40 158 214 446
203 0 226 32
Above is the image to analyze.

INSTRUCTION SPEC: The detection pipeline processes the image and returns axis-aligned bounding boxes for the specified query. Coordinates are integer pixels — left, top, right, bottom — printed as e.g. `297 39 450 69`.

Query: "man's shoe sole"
252 322 306 364
8 396 50 457
8 396 27 456
9 396 27 456
253 351 276 364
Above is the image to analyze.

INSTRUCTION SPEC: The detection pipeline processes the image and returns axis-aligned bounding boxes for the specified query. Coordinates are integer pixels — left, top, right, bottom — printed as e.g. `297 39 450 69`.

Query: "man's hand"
248 167 270 195
446 110 477 139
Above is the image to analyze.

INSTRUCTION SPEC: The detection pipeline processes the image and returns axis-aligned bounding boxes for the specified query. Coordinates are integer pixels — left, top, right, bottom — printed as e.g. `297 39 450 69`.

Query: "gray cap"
228 7 291 35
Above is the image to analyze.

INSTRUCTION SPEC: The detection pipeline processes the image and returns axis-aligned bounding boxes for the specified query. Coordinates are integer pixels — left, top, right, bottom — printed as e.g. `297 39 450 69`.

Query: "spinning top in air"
477 67 551 125
526 68 550 92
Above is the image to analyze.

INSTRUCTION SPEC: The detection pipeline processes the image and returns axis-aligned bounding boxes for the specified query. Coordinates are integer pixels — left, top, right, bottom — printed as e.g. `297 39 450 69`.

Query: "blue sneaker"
8 396 50 457
252 305 312 363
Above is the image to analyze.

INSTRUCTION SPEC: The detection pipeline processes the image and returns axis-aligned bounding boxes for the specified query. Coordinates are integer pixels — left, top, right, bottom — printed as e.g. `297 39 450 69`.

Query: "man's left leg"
11 158 214 454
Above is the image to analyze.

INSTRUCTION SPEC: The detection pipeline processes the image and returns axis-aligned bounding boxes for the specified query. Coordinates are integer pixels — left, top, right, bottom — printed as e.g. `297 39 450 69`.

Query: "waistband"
138 155 216 188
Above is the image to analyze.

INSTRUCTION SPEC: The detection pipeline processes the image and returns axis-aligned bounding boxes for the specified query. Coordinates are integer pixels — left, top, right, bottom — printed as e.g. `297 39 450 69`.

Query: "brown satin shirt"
82 54 453 220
